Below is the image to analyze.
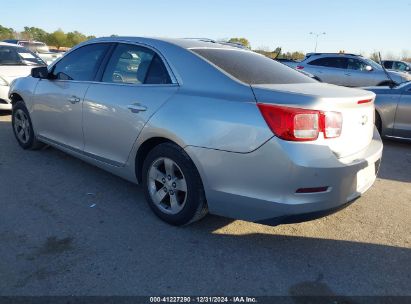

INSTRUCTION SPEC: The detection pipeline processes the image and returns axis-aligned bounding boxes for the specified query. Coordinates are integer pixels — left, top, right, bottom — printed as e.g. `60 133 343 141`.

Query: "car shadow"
377 139 411 183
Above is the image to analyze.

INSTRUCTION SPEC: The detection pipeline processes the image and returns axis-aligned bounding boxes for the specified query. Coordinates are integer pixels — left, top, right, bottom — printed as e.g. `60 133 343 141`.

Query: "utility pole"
309 32 326 52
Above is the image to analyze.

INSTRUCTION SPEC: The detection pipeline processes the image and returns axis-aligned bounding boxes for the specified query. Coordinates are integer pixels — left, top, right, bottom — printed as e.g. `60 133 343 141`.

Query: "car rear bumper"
186 128 383 225
0 86 12 110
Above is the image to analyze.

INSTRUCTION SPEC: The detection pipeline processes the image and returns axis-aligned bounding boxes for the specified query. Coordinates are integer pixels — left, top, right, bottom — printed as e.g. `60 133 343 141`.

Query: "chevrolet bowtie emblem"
360 115 368 126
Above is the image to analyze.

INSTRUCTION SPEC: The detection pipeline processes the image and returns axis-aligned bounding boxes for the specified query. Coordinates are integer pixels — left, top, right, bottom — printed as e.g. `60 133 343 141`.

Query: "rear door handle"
68 96 81 104
128 103 147 113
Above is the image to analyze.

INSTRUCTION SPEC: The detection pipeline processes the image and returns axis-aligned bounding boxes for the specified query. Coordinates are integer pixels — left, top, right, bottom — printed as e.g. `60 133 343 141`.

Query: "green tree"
46 29 67 48
0 25 15 40
21 26 48 42
66 31 88 47
228 37 251 49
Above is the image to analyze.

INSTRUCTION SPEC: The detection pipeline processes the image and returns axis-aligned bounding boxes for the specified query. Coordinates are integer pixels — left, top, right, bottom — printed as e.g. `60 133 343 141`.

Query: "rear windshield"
191 48 315 85
0 46 45 66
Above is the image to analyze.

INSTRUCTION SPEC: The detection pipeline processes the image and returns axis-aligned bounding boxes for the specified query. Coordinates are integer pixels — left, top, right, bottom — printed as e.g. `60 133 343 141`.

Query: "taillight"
296 66 304 70
321 111 343 138
257 104 343 142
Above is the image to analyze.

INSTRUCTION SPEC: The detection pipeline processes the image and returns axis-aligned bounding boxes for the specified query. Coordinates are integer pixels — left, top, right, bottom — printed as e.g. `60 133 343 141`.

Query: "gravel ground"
0 111 410 296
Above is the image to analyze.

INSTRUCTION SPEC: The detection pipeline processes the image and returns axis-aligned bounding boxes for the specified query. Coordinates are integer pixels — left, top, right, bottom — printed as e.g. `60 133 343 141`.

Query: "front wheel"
142 143 208 226
12 101 45 150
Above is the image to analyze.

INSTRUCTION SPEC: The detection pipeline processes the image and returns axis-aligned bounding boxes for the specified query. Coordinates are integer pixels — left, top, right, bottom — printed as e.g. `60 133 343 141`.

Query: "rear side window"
102 43 171 85
308 57 348 69
191 48 315 85
52 43 110 81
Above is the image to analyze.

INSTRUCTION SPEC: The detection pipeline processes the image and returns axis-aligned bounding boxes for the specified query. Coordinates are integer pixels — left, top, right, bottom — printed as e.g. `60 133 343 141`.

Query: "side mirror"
405 66 411 72
365 65 373 72
31 66 49 79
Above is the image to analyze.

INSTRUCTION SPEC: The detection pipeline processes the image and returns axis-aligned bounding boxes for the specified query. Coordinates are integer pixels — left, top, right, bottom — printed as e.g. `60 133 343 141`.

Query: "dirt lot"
0 111 410 296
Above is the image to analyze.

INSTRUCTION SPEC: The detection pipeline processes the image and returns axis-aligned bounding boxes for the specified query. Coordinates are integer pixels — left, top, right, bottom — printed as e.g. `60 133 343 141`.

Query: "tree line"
1 27 409 62
0 25 96 49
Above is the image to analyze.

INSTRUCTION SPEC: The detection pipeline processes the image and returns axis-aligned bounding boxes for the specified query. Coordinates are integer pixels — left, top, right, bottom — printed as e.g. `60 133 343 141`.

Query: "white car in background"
3 40 63 65
0 42 46 110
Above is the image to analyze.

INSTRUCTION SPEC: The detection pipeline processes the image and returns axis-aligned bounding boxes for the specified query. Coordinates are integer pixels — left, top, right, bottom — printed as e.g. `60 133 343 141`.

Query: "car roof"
87 36 245 51
0 41 23 47
306 52 360 57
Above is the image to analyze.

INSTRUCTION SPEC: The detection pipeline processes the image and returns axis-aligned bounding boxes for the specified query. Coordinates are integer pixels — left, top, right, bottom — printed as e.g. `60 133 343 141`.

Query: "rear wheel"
12 101 45 150
142 143 208 226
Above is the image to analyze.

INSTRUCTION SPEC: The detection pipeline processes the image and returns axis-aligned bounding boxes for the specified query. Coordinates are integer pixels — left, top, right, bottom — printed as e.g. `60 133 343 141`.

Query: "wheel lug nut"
169 190 174 195
162 178 166 183
167 175 172 180
163 187 168 192
172 182 176 188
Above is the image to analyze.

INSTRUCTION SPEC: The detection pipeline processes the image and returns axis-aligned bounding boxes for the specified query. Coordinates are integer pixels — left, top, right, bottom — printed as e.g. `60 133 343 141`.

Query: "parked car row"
286 53 411 87
3 40 64 65
7 37 383 226
0 42 46 110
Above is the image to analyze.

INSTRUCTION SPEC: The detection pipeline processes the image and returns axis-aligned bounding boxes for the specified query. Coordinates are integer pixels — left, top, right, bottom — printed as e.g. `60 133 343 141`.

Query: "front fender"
9 76 39 111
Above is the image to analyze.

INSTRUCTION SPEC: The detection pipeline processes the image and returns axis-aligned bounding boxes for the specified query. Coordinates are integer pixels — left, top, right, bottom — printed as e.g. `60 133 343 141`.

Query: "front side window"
191 48 315 84
308 57 348 69
102 44 171 85
52 43 110 81
0 46 45 66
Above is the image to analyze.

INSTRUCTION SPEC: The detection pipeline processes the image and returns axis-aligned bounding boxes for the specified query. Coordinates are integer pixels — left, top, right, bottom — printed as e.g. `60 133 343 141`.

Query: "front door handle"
128 103 147 113
68 96 81 104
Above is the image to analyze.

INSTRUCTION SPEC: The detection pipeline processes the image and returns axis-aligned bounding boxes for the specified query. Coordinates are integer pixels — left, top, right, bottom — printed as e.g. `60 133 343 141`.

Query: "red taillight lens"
257 104 343 142
321 111 343 138
257 104 320 141
296 65 304 70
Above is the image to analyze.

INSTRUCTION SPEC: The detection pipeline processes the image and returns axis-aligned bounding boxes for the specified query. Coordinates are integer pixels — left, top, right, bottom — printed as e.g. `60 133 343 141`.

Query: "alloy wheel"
13 109 31 144
147 157 188 214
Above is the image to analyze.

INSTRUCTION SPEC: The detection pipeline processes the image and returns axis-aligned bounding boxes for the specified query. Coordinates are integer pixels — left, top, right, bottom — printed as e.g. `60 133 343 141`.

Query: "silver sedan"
365 82 411 140
9 37 383 226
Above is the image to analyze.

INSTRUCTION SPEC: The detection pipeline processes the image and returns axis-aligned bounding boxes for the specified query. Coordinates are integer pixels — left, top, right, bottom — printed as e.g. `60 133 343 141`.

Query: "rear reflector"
296 66 304 70
358 99 372 104
257 104 343 142
296 187 329 194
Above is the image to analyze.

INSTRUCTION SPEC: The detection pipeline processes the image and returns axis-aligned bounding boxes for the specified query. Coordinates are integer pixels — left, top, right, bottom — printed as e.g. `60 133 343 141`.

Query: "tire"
375 111 382 135
142 142 208 226
12 101 45 150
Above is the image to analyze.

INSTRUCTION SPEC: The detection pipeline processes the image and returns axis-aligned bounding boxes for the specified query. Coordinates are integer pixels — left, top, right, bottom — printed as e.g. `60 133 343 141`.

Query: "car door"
306 57 349 86
393 84 411 138
31 43 111 151
346 58 378 87
82 43 179 166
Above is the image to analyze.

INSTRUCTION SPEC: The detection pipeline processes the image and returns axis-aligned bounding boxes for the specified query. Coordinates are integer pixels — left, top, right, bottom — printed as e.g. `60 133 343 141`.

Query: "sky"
2 0 411 57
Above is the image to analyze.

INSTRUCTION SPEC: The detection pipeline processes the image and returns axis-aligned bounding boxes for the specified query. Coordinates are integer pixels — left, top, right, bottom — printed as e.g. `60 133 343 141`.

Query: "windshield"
362 57 383 70
191 48 316 85
0 46 45 66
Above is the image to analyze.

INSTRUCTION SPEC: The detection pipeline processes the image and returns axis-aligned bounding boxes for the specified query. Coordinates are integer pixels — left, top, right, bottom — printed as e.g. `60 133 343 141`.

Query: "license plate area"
357 162 376 192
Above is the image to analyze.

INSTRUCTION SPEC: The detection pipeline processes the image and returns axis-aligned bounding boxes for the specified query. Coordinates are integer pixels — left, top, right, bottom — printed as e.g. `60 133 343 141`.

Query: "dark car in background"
382 60 411 74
